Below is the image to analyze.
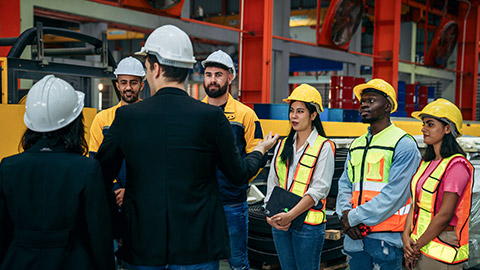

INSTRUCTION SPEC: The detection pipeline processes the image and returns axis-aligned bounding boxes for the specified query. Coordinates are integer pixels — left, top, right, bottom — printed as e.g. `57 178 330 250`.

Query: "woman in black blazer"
0 75 114 270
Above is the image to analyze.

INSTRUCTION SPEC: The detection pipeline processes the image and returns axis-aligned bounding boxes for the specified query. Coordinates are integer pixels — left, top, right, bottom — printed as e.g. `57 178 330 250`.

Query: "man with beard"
336 79 421 270
95 25 278 269
90 56 145 207
202 50 263 270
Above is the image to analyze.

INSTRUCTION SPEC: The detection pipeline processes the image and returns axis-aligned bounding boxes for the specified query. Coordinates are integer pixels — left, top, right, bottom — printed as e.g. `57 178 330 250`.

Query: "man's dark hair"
280 101 327 165
147 54 189 83
203 62 232 74
20 113 88 156
423 120 466 161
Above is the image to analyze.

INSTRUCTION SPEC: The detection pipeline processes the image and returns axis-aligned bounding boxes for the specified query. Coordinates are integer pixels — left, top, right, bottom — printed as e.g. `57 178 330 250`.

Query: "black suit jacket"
0 139 114 270
96 87 264 265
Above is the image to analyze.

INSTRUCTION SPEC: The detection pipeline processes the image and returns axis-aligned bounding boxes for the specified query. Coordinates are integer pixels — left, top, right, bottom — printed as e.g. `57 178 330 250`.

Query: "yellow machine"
0 25 119 161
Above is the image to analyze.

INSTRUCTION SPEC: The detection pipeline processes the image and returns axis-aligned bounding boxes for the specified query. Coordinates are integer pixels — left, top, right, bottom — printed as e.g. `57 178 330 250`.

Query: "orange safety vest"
348 124 413 232
410 154 473 264
274 135 335 225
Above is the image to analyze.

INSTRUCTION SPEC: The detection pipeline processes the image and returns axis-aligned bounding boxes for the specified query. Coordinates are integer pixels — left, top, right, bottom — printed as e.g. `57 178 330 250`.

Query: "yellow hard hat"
283 84 323 114
411 98 463 137
353 78 398 113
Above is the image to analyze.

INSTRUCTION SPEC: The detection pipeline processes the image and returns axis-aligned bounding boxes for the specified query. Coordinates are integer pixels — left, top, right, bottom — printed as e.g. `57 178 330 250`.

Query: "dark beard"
204 82 228 98
121 91 139 104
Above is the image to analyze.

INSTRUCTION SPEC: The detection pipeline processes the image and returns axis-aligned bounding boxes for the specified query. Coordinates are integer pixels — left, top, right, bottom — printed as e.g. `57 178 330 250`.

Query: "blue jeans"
272 223 326 270
129 261 219 270
344 237 403 270
223 202 249 270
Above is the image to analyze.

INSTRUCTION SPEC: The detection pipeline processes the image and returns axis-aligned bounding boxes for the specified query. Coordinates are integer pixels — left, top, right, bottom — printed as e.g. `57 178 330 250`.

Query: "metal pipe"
0 38 18 47
238 0 245 97
273 34 388 60
424 0 429 60
31 47 98 57
458 0 471 108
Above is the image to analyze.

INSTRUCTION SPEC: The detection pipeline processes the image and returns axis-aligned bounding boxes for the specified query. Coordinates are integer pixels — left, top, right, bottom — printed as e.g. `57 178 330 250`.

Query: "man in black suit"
95 25 278 270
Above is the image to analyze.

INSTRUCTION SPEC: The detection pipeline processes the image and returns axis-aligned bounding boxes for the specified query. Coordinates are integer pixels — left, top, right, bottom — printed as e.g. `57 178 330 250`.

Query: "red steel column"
239 0 273 103
0 0 21 56
455 3 479 121
372 0 401 90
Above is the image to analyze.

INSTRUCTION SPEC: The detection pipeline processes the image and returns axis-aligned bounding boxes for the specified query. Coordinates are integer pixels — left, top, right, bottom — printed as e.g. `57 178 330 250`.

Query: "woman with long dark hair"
265 84 335 270
403 99 473 270
0 75 113 270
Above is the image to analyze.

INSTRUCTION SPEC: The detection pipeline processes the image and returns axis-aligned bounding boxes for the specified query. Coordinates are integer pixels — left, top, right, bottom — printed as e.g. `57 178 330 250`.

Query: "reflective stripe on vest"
410 154 473 264
348 124 412 232
275 135 334 225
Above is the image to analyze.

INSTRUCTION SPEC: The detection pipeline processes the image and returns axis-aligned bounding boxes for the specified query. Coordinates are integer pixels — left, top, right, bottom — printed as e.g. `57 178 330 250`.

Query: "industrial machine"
0 24 119 160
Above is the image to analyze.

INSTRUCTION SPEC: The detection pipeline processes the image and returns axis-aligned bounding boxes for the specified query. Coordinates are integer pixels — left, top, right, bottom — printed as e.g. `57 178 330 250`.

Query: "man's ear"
154 62 162 79
385 100 392 113
140 81 145 91
227 73 234 85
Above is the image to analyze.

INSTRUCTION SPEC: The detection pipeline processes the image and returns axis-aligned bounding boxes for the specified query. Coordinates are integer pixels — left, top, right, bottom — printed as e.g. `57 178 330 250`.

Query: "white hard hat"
24 75 85 132
135 25 196 69
114 56 145 78
201 50 236 80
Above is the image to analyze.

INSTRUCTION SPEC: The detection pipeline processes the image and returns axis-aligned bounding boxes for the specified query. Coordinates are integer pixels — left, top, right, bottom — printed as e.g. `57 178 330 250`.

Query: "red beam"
401 0 456 20
239 0 273 103
372 0 401 92
455 2 479 121
0 0 21 56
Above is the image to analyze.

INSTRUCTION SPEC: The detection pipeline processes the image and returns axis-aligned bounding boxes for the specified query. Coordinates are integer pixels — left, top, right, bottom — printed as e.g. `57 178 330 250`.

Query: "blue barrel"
328 108 344 122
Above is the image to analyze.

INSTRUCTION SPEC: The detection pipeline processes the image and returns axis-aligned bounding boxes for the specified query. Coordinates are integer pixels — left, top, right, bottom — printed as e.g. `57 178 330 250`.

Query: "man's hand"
341 210 364 240
341 209 352 231
114 188 125 207
345 226 365 240
254 132 280 155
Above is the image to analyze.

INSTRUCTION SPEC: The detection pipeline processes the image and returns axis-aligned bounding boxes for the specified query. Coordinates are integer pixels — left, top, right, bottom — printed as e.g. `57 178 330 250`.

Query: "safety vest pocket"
366 152 385 182
348 157 361 183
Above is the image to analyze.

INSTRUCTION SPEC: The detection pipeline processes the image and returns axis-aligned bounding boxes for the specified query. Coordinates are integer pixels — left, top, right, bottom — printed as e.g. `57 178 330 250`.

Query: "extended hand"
254 132 280 155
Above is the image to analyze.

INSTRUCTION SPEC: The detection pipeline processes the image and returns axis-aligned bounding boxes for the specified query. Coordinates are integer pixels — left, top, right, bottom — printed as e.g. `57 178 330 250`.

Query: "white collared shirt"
265 128 335 206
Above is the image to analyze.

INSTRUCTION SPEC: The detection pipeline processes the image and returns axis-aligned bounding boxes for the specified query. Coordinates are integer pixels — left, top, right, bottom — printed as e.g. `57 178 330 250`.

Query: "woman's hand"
403 234 420 261
271 212 294 227
404 258 417 270
266 216 290 231
403 233 420 270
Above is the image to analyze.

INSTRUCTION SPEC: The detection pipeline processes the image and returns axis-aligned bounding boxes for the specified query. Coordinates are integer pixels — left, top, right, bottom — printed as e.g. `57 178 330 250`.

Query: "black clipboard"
265 186 309 231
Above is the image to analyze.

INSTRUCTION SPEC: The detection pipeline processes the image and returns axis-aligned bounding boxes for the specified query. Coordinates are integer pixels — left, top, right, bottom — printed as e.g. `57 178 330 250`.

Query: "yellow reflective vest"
274 135 334 225
348 124 412 232
410 154 473 264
